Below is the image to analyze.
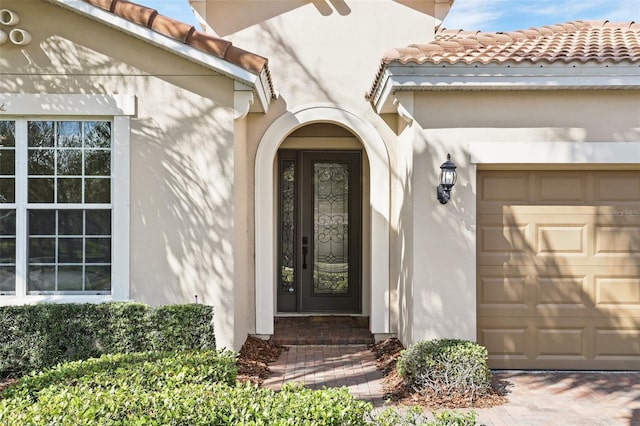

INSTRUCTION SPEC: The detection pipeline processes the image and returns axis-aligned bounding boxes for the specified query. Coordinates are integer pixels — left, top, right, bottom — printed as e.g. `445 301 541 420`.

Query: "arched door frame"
255 104 390 334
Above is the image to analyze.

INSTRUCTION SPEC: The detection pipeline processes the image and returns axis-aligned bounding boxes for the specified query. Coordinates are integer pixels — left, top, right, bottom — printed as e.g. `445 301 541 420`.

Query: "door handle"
302 236 308 269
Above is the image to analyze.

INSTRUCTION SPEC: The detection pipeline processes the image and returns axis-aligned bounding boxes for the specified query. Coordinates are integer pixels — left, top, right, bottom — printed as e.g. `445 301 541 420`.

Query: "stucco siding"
203 0 439 109
414 91 640 143
401 89 640 346
0 0 242 350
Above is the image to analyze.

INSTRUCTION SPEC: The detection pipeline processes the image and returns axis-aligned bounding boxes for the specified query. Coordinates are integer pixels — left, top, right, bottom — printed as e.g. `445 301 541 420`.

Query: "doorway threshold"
275 312 367 317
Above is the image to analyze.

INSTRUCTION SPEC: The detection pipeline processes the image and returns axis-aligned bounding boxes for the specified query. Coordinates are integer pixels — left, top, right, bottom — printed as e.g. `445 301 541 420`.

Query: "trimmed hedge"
370 406 477 426
0 349 479 426
0 302 215 378
0 351 370 425
1 383 371 425
0 350 237 401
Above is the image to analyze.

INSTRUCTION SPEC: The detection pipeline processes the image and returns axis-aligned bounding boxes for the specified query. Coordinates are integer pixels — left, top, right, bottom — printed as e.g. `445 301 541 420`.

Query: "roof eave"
48 0 273 112
372 62 640 114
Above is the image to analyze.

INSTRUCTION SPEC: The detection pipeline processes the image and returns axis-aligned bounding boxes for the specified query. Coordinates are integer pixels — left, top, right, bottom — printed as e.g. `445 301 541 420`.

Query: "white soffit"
374 63 640 114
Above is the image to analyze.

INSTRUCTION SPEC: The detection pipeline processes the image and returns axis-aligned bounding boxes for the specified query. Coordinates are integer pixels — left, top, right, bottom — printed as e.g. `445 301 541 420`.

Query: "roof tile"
224 45 268 75
149 14 195 43
187 31 231 59
86 0 115 12
111 0 156 27
385 20 640 66
81 0 275 98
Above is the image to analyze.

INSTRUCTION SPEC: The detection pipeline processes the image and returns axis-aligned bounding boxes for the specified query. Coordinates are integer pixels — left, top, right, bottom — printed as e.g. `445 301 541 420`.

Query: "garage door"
477 170 640 370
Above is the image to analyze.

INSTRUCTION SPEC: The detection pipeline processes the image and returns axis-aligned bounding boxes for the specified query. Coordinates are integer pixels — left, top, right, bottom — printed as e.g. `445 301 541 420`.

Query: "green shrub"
147 304 216 351
0 354 370 425
93 302 151 353
429 410 477 426
1 350 237 402
0 302 215 378
1 383 371 425
368 406 425 426
396 339 491 401
368 407 477 426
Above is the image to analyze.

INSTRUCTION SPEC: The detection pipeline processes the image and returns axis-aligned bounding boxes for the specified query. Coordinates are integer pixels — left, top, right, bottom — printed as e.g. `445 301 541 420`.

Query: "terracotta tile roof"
383 20 640 65
82 0 275 99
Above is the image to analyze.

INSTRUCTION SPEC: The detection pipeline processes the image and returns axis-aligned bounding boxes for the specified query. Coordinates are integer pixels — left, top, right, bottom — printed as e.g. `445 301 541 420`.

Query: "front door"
277 150 362 312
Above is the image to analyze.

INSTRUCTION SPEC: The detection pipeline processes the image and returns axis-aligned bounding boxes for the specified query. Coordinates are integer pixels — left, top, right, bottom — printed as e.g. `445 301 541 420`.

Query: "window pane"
28 266 55 291
0 208 16 291
58 210 83 235
0 121 15 148
29 178 54 203
28 121 54 147
0 122 16 208
57 178 82 203
85 150 110 176
84 122 111 148
22 121 113 294
29 237 55 263
0 210 16 235
57 150 82 175
0 240 16 263
86 210 110 235
29 210 55 235
86 238 110 263
28 149 55 175
0 150 14 176
58 238 83 263
0 266 15 293
280 159 296 293
85 266 110 291
57 121 82 147
58 266 83 290
85 179 110 203
0 178 14 203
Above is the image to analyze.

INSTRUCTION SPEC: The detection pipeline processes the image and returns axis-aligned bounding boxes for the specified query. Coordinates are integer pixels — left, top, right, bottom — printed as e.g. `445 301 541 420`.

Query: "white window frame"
0 94 133 304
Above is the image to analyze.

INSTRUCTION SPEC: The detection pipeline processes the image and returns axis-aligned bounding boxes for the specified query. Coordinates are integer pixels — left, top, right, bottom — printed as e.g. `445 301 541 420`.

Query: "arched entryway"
254 104 390 335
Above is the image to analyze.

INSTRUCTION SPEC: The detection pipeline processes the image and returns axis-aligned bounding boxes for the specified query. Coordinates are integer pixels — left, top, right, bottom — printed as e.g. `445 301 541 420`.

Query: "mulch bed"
370 338 508 409
236 335 287 386
234 335 507 410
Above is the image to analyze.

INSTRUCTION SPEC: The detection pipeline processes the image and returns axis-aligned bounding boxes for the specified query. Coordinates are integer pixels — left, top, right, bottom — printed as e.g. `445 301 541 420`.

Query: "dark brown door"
277 150 362 313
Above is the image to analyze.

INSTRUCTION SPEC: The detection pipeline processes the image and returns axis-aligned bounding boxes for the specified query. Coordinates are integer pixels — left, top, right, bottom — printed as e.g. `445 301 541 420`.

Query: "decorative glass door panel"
277 150 361 313
313 162 349 295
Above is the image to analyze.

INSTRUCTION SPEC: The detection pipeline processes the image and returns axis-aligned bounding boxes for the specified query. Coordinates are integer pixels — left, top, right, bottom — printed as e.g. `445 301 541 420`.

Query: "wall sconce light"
437 153 457 204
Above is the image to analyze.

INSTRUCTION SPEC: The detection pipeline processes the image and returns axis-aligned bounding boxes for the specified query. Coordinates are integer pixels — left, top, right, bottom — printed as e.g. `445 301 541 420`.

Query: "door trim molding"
255 104 390 334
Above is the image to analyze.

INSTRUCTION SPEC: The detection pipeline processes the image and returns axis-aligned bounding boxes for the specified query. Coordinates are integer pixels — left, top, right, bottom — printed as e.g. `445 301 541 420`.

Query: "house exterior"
1 0 639 370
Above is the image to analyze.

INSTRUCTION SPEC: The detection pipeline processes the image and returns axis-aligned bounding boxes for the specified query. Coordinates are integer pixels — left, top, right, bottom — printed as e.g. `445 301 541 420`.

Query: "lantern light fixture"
437 153 457 204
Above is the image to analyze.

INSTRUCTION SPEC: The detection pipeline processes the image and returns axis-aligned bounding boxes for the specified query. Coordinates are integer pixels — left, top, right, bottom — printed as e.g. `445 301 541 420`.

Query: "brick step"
270 316 374 345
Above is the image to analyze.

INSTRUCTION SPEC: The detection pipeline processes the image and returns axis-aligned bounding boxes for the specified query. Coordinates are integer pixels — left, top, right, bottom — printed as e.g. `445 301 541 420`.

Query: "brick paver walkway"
263 345 385 407
262 345 640 425
472 371 640 426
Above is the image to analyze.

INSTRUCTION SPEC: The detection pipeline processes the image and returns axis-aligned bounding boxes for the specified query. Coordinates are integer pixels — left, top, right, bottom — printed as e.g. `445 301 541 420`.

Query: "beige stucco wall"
0 1 244 350
202 0 439 109
198 0 448 336
401 89 640 345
